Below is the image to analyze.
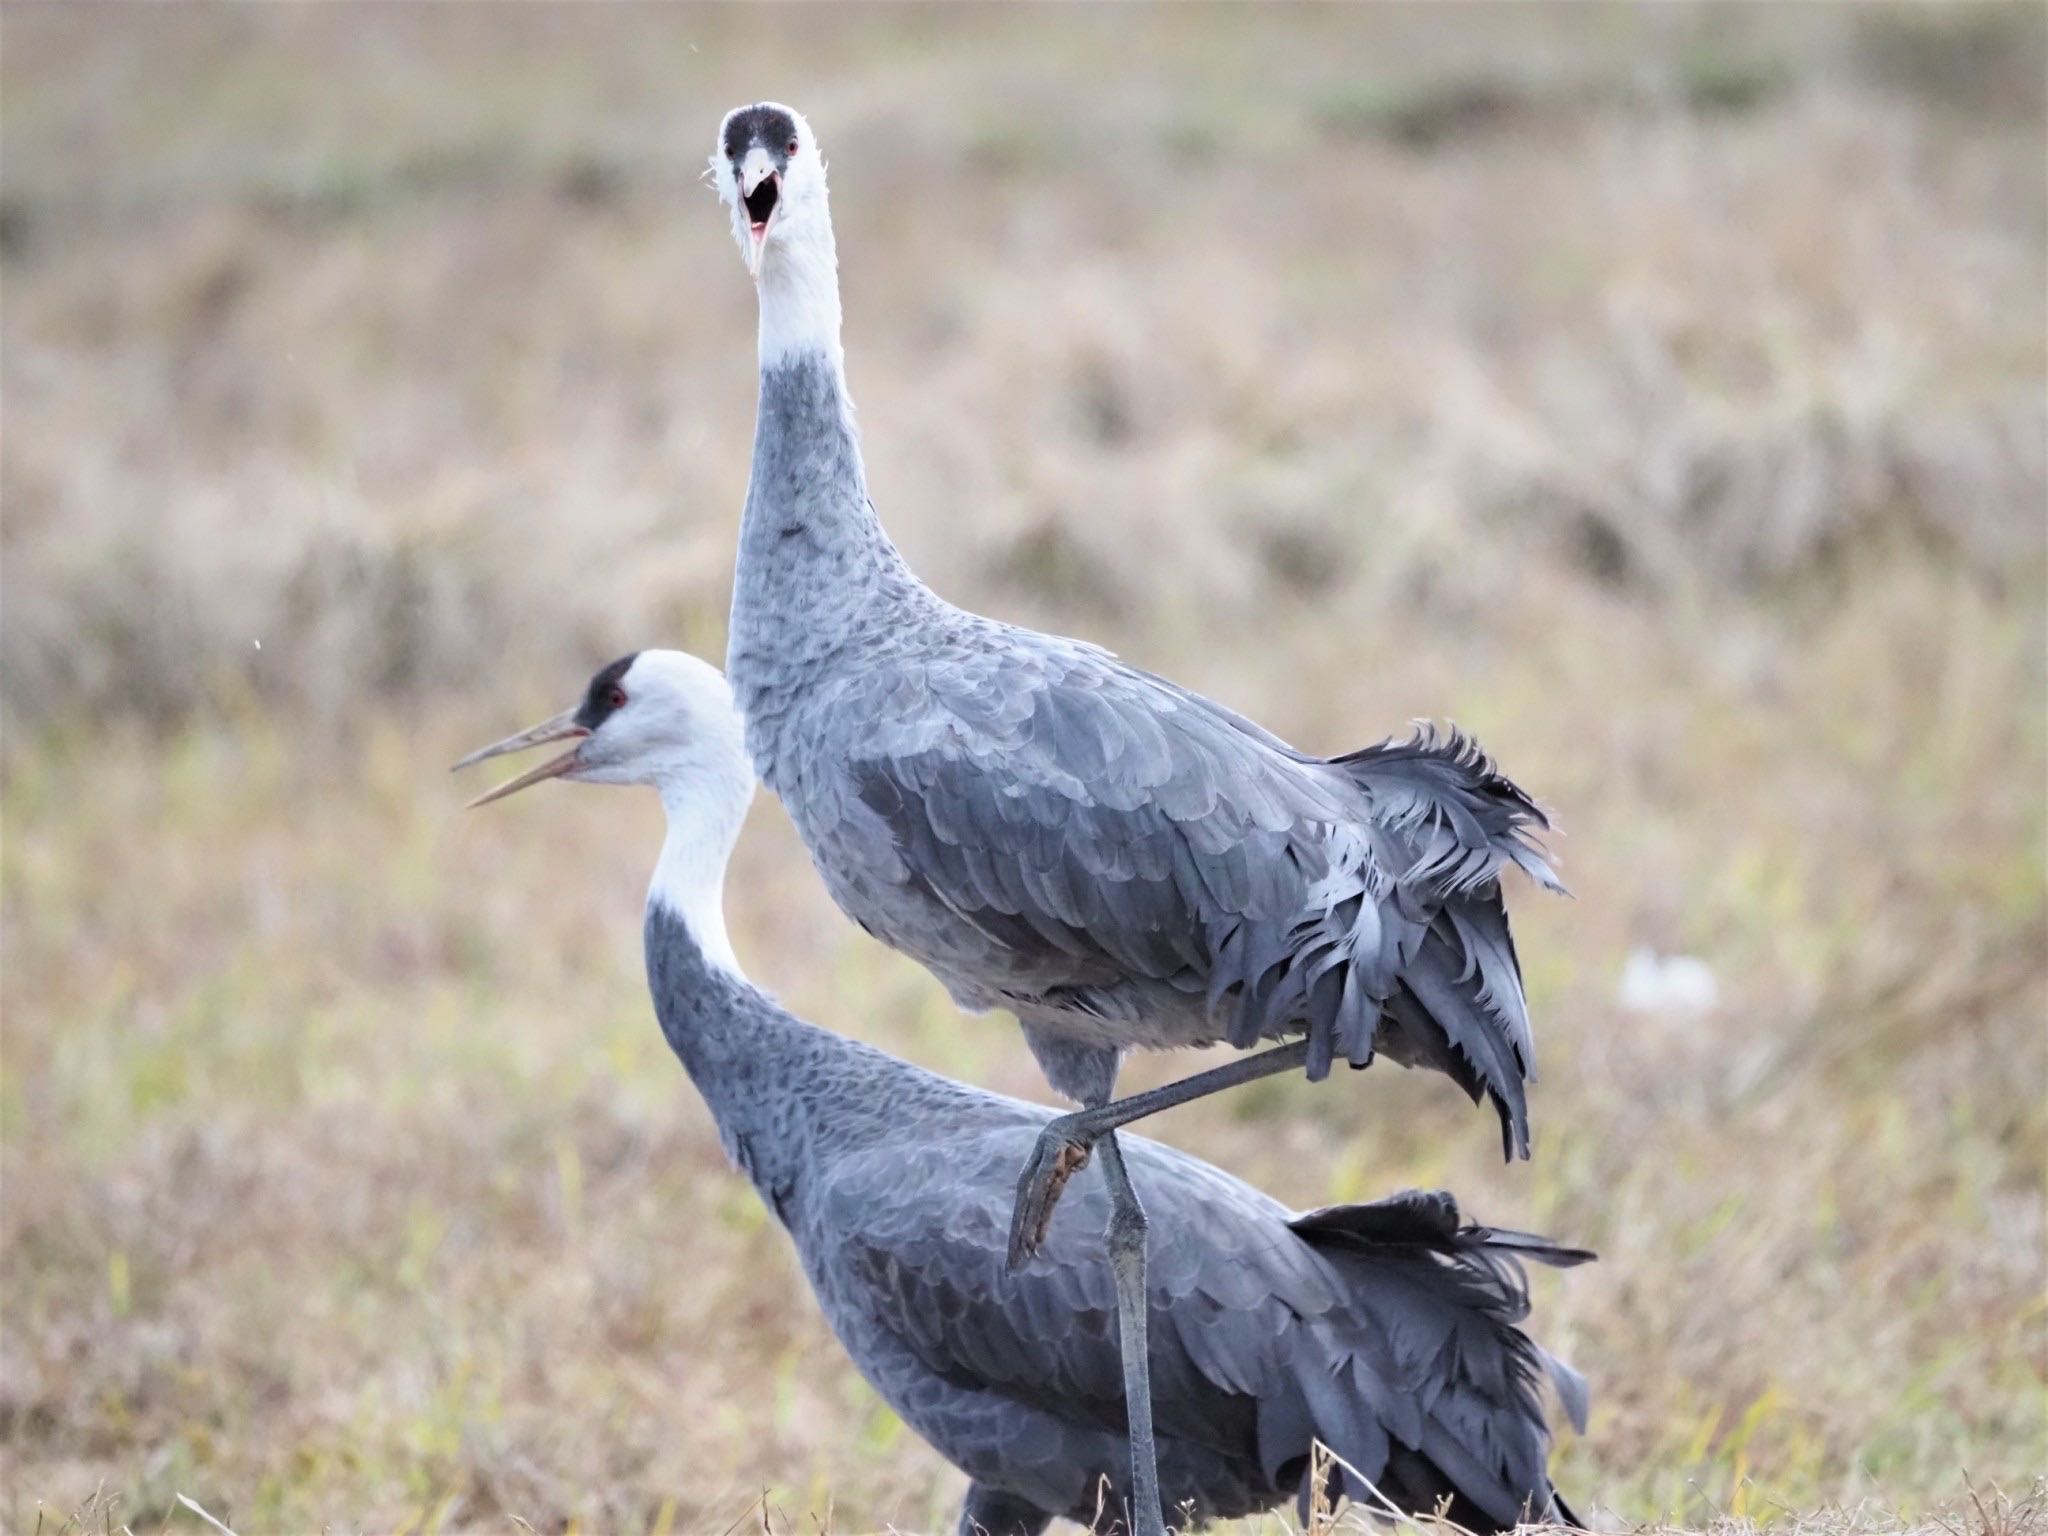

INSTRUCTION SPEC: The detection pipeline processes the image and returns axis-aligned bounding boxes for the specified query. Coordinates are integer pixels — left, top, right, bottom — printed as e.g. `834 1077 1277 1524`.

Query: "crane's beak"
736 147 779 277
452 710 591 807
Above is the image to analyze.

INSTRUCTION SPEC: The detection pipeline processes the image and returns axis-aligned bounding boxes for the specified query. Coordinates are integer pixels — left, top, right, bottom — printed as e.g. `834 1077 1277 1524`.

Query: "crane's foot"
1006 1118 1097 1268
1004 1042 1315 1270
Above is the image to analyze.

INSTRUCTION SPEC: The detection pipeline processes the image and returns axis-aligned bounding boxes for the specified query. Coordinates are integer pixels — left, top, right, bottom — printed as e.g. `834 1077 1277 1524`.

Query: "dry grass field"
3 6 2044 1534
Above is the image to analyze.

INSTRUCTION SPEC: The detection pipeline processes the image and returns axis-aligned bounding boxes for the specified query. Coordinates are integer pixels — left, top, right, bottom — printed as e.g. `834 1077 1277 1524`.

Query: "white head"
455 650 755 971
457 649 748 804
713 102 843 369
712 101 830 281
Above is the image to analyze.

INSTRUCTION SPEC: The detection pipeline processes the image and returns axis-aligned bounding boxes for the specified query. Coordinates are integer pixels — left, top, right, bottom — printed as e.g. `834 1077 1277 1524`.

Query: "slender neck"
729 229 933 708
755 226 844 374
638 771 988 1216
648 776 746 979
642 776 814 1205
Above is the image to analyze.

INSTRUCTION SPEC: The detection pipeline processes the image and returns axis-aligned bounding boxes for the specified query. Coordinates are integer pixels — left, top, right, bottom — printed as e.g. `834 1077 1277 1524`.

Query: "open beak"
452 710 590 808
737 148 780 276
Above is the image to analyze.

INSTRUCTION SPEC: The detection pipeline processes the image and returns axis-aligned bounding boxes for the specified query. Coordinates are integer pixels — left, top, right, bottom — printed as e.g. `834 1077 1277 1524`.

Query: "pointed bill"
452 709 590 807
736 147 778 277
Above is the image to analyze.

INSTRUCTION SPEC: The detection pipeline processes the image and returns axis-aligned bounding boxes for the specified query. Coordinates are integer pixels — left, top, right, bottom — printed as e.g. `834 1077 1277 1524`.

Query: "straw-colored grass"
3 6 2042 1533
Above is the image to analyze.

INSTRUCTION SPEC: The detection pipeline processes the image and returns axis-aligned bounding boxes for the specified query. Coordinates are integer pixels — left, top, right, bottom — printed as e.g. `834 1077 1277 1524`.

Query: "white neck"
648 774 752 980
756 225 844 372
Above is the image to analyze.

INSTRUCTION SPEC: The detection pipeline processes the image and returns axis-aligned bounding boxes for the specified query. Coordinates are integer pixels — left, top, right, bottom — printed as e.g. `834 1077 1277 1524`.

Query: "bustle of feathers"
1334 724 1564 896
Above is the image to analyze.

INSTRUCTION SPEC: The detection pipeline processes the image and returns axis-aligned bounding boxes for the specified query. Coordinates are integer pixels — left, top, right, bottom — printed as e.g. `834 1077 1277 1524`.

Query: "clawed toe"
1006 1126 1095 1267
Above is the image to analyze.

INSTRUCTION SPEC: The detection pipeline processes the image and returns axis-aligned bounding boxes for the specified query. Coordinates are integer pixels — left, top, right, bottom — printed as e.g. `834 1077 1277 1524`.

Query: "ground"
2 6 2043 1534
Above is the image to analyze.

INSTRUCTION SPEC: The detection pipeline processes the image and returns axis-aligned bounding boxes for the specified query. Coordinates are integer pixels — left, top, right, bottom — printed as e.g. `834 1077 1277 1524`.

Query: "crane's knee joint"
1104 1201 1148 1254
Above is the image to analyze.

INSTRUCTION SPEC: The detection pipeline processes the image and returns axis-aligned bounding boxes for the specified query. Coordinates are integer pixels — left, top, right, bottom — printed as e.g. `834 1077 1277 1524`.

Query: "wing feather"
818 1127 1332 1450
816 632 1554 1145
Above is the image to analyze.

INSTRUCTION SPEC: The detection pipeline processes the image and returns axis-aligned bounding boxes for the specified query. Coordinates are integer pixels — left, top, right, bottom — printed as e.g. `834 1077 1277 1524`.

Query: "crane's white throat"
649 776 752 980
756 228 844 372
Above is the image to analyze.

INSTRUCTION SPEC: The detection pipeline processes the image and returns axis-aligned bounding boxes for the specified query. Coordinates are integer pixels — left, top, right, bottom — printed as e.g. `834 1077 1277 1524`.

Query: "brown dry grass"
2 6 2044 1534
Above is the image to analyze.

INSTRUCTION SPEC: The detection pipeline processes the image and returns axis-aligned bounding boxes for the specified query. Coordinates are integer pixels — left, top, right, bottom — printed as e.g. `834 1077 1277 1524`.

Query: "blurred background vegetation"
2 5 2043 1533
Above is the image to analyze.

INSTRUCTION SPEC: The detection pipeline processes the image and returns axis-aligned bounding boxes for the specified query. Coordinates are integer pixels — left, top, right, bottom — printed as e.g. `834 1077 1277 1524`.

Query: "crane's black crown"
722 105 798 168
575 653 641 731
723 105 798 228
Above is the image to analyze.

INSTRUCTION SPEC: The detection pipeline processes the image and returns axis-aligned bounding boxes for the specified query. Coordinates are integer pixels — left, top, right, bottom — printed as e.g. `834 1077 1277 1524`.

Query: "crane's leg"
1095 1129 1167 1536
1007 1039 1311 1266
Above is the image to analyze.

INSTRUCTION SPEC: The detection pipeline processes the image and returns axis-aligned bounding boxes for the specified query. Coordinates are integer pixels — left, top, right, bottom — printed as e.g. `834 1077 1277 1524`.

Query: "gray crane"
456 648 1591 1535
710 102 1566 1531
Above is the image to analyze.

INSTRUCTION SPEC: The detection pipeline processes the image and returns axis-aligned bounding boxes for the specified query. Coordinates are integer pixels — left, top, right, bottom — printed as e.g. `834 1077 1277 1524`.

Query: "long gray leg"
1095 1130 1166 1536
958 1480 1053 1536
1007 1039 1311 1265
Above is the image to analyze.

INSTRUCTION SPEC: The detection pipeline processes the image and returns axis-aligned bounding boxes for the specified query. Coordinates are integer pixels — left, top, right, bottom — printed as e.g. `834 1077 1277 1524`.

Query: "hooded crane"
456 648 1591 1536
713 102 1563 1531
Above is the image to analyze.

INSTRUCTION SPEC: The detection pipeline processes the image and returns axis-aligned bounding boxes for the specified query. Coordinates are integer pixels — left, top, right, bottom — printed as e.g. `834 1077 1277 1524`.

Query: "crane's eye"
607 686 628 711
786 138 800 155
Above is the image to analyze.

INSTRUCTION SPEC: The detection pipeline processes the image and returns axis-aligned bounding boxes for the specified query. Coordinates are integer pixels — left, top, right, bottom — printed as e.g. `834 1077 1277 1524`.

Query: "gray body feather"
728 355 1561 1146
645 903 1586 1532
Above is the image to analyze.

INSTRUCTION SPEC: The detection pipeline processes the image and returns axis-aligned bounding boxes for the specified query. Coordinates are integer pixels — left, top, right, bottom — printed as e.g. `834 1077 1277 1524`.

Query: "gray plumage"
728 353 1562 1142
645 900 1589 1533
